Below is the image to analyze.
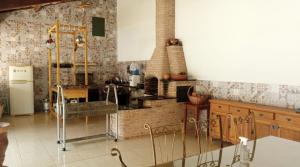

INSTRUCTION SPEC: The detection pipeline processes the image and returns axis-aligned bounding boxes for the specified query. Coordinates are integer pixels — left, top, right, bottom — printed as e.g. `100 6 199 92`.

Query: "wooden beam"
0 0 78 13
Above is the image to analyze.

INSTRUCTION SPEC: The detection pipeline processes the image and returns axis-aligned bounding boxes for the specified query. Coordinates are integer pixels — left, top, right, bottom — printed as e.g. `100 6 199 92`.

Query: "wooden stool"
184 102 210 135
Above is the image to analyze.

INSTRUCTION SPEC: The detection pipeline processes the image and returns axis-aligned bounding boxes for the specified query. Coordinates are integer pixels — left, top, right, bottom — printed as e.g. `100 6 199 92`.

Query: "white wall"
117 0 155 61
118 0 300 85
176 0 300 85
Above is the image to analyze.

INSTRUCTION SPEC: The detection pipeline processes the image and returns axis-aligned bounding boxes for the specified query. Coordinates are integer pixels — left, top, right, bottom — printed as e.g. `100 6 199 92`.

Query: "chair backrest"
231 112 257 165
233 112 256 142
230 139 257 166
111 148 127 167
189 115 223 167
144 123 186 166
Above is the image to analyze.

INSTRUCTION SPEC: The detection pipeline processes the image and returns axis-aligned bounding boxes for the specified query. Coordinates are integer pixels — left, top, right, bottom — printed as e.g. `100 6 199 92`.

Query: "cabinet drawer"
211 103 229 113
229 106 249 116
252 110 274 120
275 114 300 126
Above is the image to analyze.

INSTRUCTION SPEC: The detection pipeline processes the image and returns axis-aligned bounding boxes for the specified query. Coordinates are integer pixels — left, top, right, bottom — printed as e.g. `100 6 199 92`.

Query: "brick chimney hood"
145 0 175 79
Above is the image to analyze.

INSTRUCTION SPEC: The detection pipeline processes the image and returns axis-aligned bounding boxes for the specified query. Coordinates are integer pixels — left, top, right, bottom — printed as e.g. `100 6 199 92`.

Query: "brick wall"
110 99 185 139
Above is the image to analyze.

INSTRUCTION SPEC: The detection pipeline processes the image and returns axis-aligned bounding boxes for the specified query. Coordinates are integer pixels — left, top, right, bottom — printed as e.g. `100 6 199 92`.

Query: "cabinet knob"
272 124 279 130
218 106 222 108
259 113 264 117
236 109 240 112
286 118 291 122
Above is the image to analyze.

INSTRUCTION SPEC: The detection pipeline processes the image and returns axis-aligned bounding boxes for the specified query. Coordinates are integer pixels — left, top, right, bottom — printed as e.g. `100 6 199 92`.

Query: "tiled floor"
2 113 218 167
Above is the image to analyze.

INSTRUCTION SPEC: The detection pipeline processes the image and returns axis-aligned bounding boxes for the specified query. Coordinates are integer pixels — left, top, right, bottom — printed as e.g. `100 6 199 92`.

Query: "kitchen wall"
118 60 300 109
117 0 300 109
176 0 300 85
0 0 117 111
117 0 155 61
118 0 300 85
117 60 147 81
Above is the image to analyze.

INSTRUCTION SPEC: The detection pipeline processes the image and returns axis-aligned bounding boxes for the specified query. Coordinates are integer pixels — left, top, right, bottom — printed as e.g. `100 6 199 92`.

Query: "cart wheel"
57 141 61 144
114 139 118 142
62 148 66 151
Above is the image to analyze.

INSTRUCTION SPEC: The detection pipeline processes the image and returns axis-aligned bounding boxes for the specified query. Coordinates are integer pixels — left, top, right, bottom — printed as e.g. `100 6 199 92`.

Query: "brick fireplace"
145 0 175 96
145 0 195 97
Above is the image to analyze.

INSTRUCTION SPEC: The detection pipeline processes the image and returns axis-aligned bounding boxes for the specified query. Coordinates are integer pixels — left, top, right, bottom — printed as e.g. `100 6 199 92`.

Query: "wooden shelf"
48 20 89 117
75 63 97 66
52 63 73 68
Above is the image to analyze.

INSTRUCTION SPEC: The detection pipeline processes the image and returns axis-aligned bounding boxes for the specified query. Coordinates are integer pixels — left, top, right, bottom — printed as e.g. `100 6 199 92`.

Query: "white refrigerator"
9 66 34 115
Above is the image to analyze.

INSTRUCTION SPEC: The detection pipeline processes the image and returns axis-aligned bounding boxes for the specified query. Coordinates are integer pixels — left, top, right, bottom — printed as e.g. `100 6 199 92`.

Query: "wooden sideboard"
210 99 300 143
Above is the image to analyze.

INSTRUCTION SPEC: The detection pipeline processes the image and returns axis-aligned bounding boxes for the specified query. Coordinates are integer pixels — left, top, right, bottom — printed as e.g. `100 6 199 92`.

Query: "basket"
187 86 210 105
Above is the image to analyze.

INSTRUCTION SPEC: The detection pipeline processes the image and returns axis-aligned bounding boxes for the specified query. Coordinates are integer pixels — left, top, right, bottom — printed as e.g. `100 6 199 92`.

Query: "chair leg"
85 116 88 124
195 107 199 136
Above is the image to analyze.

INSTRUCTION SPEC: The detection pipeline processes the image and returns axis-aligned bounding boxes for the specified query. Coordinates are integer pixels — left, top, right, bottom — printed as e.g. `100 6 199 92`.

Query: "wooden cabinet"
210 111 228 140
255 119 274 138
276 124 300 142
275 113 300 142
252 109 275 139
210 99 300 143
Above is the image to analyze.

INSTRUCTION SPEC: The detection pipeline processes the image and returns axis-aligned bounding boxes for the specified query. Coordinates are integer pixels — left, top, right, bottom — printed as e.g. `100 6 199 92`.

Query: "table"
50 87 89 120
153 136 300 167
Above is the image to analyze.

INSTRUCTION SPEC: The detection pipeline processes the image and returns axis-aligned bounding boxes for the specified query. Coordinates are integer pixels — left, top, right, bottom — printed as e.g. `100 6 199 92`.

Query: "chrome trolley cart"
56 84 119 151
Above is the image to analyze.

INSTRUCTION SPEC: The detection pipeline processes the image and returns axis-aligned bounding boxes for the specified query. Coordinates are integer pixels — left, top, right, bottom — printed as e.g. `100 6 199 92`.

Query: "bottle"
239 137 250 167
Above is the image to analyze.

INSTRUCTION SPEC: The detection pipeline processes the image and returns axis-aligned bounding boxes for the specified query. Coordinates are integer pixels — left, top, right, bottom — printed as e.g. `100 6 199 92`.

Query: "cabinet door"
275 113 300 142
228 114 241 144
228 114 255 144
255 119 273 139
210 111 228 141
252 110 274 139
276 124 300 142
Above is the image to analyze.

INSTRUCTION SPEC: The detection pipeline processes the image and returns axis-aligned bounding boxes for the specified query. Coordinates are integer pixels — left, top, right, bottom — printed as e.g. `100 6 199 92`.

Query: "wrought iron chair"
189 114 223 167
111 148 127 167
144 123 186 166
231 112 257 165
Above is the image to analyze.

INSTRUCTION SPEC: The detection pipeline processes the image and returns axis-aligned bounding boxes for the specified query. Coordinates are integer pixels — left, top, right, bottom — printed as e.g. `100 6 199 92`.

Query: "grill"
144 77 158 96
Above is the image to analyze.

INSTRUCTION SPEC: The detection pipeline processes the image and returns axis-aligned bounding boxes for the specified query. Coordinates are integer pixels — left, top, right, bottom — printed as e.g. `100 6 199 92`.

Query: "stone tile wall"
0 0 117 111
198 80 300 109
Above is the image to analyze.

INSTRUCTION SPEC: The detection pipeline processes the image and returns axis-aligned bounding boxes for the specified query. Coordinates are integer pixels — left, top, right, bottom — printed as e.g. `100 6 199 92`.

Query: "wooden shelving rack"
47 20 89 117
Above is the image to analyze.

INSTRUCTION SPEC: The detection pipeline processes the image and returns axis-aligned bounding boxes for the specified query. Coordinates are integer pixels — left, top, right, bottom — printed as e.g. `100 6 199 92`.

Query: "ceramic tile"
3 113 209 167
197 80 300 110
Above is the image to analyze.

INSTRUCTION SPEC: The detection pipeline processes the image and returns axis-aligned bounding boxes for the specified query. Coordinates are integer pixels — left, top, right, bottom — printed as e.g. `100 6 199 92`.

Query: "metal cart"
56 84 119 151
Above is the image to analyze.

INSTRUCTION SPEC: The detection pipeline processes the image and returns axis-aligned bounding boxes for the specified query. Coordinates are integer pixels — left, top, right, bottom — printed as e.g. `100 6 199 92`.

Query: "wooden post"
55 20 61 85
84 27 89 124
72 32 76 85
84 27 88 86
48 47 52 114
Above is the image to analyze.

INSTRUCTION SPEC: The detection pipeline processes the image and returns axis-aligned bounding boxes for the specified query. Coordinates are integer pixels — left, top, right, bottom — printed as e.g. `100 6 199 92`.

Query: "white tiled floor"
1 113 215 167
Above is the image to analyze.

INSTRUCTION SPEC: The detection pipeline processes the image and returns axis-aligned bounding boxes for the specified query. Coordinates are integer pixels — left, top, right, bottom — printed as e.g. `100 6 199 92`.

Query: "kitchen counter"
110 98 185 139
